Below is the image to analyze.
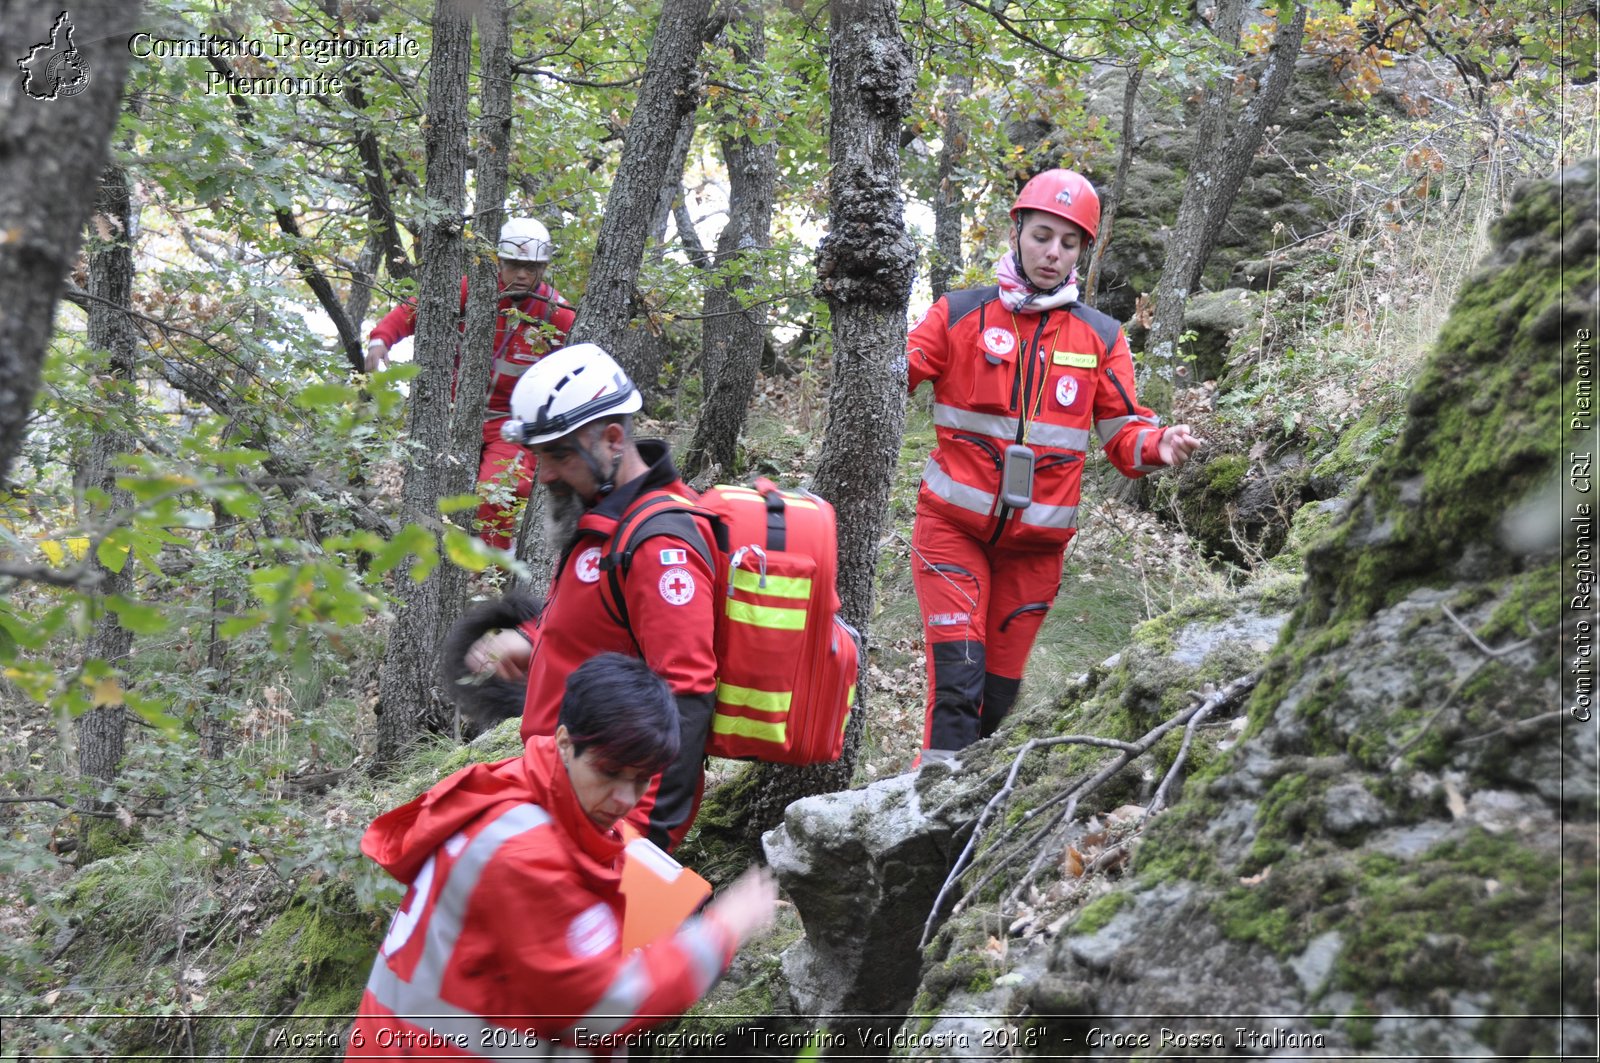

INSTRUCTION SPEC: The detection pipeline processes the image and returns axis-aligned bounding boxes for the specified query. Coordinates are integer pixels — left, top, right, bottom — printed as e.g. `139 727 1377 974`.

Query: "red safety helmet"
1009 169 1101 243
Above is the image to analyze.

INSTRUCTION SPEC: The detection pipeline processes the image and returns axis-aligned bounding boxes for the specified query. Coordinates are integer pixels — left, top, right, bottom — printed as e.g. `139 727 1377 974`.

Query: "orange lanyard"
1010 312 1056 442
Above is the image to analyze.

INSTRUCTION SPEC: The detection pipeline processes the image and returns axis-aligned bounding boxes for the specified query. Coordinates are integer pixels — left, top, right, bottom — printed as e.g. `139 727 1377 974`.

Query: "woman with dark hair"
347 654 776 1058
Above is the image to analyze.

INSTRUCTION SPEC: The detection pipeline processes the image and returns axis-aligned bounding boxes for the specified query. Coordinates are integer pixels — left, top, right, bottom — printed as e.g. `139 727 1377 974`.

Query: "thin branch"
1441 602 1535 658
919 673 1259 949
1146 691 1222 815
509 65 645 89
1459 711 1565 745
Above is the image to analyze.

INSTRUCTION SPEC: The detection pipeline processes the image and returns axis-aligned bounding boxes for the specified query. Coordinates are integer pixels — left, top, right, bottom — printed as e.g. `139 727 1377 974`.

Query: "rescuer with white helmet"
467 343 720 852
365 215 577 549
904 168 1203 764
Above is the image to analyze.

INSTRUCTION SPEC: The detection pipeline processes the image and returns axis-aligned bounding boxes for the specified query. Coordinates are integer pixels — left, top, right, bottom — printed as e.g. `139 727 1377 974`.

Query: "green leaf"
219 616 264 639
443 528 505 573
369 524 438 579
437 493 482 515
107 597 171 635
96 535 132 574
295 382 358 410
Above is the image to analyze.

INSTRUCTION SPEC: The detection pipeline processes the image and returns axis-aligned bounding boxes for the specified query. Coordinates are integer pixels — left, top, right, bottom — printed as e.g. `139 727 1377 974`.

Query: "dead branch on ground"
919 672 1259 950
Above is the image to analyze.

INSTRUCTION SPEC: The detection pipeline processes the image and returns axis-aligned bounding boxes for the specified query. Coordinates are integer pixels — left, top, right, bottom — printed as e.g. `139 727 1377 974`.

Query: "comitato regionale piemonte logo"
16 11 92 101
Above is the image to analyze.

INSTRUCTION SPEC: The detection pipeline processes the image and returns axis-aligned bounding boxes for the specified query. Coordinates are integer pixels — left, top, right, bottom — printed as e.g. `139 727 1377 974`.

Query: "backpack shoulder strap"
599 493 720 637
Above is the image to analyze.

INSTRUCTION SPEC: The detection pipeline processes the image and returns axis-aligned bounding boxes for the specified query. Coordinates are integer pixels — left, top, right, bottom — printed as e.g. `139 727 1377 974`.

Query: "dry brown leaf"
984 935 1007 962
1239 865 1272 886
91 676 124 708
1064 846 1085 878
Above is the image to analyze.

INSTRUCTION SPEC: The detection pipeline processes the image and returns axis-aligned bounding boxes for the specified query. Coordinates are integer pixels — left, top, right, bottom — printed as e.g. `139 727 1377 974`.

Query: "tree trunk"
1083 64 1143 306
708 0 916 846
565 0 712 384
930 71 972 300
0 1 141 488
374 0 479 770
682 6 777 481
1142 3 1308 413
77 163 137 798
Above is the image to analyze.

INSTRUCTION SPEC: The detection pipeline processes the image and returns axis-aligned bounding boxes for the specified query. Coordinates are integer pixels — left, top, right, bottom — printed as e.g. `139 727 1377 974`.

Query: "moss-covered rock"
1019 160 1599 1058
878 162 1597 1059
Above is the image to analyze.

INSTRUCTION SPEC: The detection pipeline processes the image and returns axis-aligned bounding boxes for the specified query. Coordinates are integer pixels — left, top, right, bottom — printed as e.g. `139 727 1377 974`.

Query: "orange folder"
617 836 713 952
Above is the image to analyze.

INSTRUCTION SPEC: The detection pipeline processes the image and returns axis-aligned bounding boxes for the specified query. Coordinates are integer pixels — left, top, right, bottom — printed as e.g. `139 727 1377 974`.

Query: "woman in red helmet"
906 169 1202 763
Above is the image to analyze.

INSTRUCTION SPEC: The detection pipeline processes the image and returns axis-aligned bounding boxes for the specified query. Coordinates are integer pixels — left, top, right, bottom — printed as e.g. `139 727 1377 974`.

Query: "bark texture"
709 0 916 844
1142 3 1308 412
0 1 140 488
929 71 972 299
682 8 777 480
77 163 138 790
1083 64 1143 306
565 0 712 383
374 0 478 769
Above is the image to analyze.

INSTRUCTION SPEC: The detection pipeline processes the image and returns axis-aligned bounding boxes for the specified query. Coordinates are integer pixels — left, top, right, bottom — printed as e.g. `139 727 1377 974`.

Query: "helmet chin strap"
578 440 622 500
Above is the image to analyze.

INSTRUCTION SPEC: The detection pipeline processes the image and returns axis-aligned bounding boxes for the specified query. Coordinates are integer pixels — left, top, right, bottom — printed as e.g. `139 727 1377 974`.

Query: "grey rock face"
763 771 962 1018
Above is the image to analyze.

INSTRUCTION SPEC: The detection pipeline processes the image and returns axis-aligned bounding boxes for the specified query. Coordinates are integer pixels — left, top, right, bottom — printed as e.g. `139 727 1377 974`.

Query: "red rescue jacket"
346 736 735 1059
369 276 576 419
518 441 718 850
907 286 1167 550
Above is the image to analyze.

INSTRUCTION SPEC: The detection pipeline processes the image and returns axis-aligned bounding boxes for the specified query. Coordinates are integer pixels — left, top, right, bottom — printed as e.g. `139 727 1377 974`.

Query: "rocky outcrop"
763 163 1598 1059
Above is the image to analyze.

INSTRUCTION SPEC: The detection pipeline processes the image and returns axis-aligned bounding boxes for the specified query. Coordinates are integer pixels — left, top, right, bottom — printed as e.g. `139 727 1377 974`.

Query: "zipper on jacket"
1018 312 1051 441
1105 365 1138 416
1036 454 1082 471
954 432 1004 468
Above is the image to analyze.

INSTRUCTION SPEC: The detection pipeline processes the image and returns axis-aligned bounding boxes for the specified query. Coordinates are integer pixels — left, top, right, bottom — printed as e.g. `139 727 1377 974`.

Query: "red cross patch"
575 546 602 584
659 567 695 606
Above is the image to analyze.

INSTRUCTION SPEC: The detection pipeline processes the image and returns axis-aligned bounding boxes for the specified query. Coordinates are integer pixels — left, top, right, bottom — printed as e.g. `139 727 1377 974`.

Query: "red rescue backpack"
599 478 861 765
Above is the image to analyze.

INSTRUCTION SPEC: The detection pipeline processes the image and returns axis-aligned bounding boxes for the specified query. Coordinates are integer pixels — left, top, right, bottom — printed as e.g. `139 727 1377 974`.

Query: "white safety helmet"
497 217 553 263
500 343 643 446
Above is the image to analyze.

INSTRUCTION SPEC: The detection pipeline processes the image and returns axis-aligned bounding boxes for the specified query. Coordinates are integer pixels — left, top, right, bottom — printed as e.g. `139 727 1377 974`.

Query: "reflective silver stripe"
365 966 552 1059
493 357 535 379
364 802 553 1058
1029 422 1090 450
1133 428 1162 472
674 917 727 992
411 804 552 996
575 954 652 1037
921 457 997 518
1097 413 1160 447
1018 501 1078 531
934 404 1091 453
572 918 727 1037
933 403 1019 439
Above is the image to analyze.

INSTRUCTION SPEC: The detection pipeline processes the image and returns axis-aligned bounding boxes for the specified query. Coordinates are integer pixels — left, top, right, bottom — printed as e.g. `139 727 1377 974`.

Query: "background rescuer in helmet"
461 344 720 852
906 169 1203 763
365 217 577 550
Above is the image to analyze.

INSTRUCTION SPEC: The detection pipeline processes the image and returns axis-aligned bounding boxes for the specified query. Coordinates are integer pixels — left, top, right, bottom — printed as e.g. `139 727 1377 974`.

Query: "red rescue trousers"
477 419 535 551
911 504 1064 752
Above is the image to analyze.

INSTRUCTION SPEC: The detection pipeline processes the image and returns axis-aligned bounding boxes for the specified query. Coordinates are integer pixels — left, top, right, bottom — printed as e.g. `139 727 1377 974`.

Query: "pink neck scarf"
996 251 1079 313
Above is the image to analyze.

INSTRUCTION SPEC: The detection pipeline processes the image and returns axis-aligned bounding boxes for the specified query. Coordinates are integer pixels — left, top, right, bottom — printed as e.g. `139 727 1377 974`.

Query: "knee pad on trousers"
927 640 986 751
979 672 1022 739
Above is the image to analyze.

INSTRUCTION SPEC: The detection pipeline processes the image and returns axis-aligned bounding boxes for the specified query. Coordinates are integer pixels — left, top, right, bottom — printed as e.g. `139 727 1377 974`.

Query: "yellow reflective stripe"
712 713 787 744
730 568 812 599
726 599 807 630
716 682 793 713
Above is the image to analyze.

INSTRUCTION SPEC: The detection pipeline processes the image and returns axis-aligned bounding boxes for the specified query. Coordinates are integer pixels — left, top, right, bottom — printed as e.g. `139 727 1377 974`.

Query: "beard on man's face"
542 481 586 550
